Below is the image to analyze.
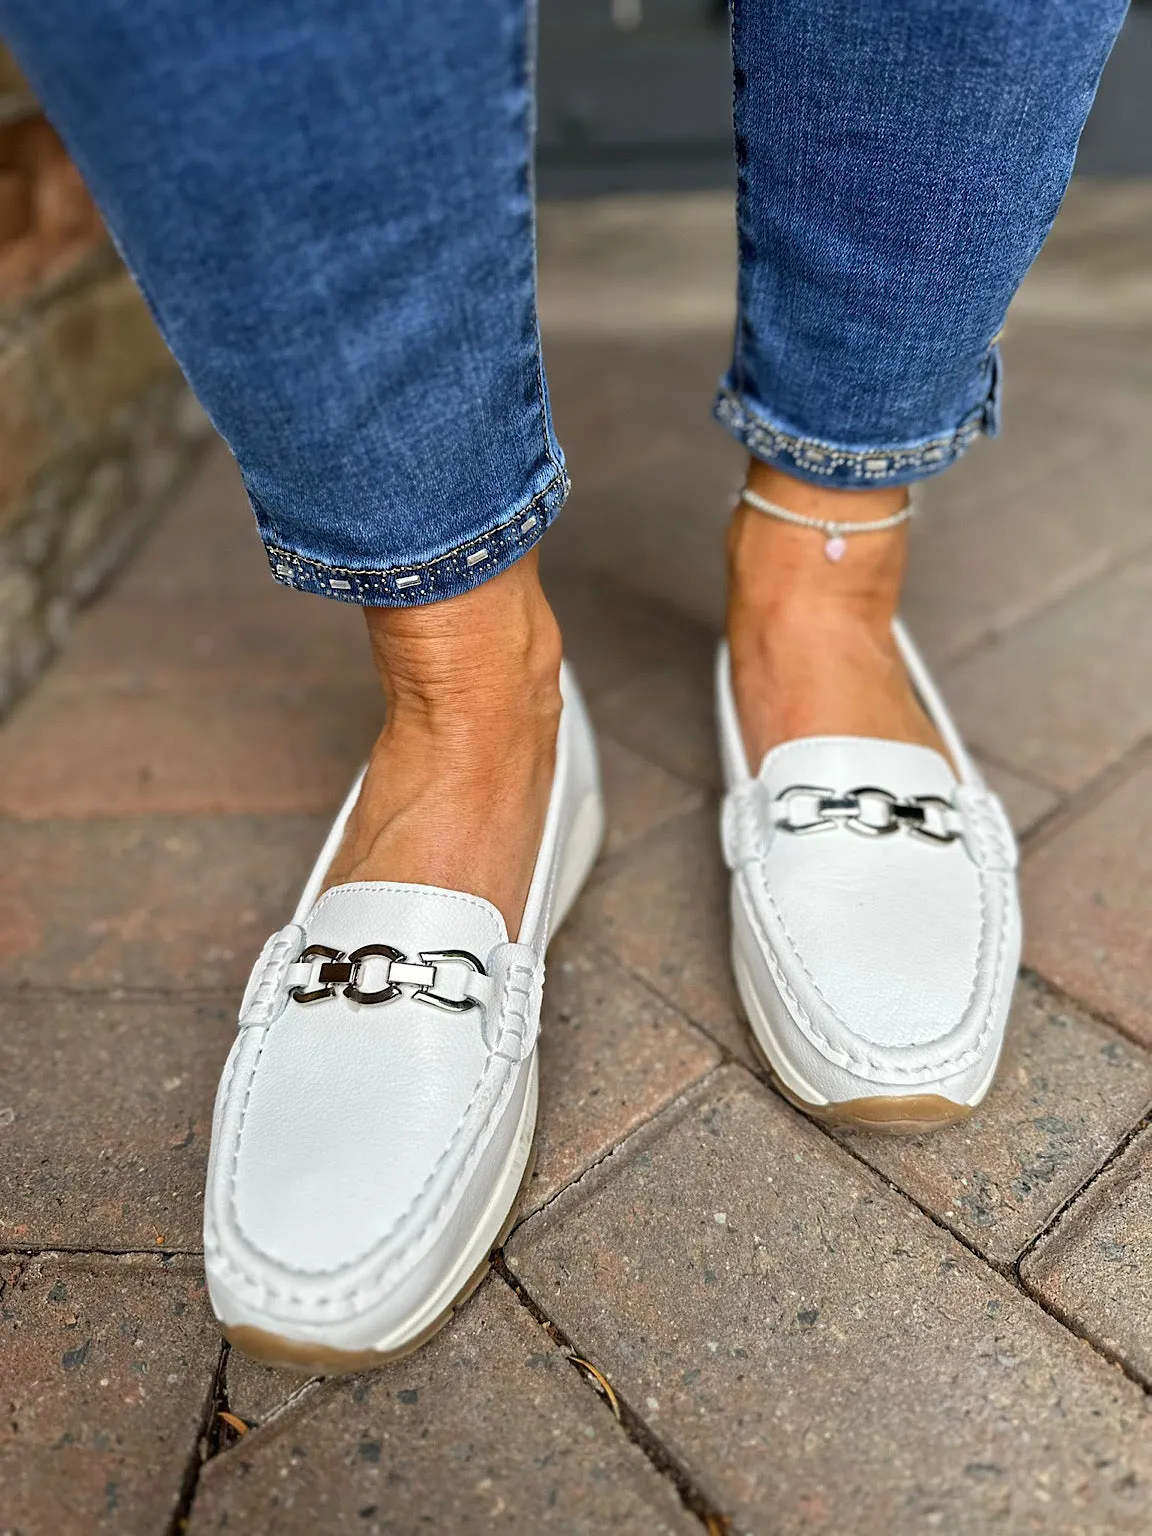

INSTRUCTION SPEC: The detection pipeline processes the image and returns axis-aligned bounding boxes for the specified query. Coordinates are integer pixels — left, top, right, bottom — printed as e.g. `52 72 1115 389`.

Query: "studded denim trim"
261 468 569 607
714 349 1001 488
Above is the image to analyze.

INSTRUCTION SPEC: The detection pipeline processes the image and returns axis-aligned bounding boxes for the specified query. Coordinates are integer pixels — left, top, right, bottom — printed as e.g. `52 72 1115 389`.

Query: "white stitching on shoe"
490 945 541 1062
227 1026 478 1273
212 893 540 1307
721 779 774 870
226 892 500 1261
741 858 1011 1081
238 925 307 1026
956 787 1017 873
209 1049 523 1310
306 882 505 927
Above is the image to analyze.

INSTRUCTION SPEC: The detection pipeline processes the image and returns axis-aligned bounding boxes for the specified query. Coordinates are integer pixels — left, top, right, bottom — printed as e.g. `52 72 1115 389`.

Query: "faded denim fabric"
716 0 1129 487
0 0 1127 605
3 0 564 606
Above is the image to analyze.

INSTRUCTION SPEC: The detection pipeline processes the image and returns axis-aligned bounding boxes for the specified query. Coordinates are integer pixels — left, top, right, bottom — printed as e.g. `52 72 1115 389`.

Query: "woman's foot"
206 550 605 1373
718 459 1020 1134
726 460 947 769
321 551 562 937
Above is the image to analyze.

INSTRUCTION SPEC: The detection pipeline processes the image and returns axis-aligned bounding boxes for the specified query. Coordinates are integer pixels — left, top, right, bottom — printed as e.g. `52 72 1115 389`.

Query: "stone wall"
0 46 212 716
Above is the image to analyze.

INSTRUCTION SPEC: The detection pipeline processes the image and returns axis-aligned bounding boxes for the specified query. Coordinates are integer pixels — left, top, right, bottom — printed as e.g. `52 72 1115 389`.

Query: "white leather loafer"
717 620 1021 1134
203 662 603 1372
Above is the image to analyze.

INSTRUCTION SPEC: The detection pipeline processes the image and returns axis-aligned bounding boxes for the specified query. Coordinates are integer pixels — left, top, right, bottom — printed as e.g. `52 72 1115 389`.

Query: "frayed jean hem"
258 469 570 608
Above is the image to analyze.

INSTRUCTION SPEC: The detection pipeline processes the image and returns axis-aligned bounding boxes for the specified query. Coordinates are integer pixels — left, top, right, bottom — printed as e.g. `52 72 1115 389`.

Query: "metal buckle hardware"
289 944 486 1010
411 950 488 1013
774 785 960 844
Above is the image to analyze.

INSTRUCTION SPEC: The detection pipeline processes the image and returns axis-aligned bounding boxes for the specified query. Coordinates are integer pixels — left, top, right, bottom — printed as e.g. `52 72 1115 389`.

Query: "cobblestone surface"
1023 758 1152 1044
835 975 1152 1266
1022 1126 1152 1386
0 813 326 990
3 187 1152 1531
508 1070 1152 1535
0 1253 218 1535
567 805 756 1066
943 555 1152 794
526 937 721 1215
189 1281 697 1536
0 992 236 1251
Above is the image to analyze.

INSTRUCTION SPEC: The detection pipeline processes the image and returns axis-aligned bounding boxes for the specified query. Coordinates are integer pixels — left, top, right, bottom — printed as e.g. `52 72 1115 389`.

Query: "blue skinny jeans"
0 1 1128 607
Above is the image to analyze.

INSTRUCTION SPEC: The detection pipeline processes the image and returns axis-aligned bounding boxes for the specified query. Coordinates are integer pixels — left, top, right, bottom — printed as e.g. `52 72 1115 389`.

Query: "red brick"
1022 1126 1152 1386
0 814 326 991
903 328 1152 667
976 756 1059 838
836 976 1152 1265
219 1351 321 1436
0 991 235 1250
117 445 271 598
566 805 754 1066
189 1280 696 1534
544 322 738 630
527 938 719 1214
596 734 704 858
0 1253 218 1535
509 1068 1152 1534
0 676 380 818
593 645 720 790
1023 761 1152 1043
50 584 372 693
542 561 709 704
942 558 1152 794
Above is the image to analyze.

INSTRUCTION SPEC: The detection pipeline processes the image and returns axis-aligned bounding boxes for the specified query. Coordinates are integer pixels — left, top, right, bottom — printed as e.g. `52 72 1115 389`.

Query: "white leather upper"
229 886 507 1272
717 623 1022 1106
203 663 601 1349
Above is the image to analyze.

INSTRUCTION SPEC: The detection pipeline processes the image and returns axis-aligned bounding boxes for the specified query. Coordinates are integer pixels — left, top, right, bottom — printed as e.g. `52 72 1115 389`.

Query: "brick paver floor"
3 184 1152 1534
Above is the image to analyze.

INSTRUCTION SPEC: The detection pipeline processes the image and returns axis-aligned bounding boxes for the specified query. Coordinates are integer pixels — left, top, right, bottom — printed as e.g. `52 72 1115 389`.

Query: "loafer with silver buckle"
203 662 604 1371
717 620 1021 1133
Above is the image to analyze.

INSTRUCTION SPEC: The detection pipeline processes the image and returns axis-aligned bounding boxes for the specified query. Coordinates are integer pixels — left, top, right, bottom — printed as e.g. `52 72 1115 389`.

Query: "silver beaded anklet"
739 485 917 563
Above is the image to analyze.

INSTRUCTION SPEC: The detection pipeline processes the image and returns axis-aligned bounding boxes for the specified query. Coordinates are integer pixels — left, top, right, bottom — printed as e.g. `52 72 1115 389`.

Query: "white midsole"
552 789 607 935
732 939 998 1110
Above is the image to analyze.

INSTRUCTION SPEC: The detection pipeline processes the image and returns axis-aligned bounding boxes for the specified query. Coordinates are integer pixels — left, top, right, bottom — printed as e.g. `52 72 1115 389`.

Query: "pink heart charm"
824 534 847 562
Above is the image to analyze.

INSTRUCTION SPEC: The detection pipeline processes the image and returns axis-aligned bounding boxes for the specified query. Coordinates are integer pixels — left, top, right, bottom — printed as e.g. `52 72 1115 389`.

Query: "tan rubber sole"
223 1139 537 1376
768 1070 971 1135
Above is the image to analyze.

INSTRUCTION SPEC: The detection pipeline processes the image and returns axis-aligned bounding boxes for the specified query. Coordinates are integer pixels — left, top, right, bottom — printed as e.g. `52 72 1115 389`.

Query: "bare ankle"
321 555 564 920
725 462 946 762
362 551 563 741
728 459 910 633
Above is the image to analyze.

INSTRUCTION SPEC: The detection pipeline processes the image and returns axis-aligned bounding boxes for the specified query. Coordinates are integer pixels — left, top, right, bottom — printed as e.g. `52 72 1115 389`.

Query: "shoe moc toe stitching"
204 886 532 1335
736 835 1015 1087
